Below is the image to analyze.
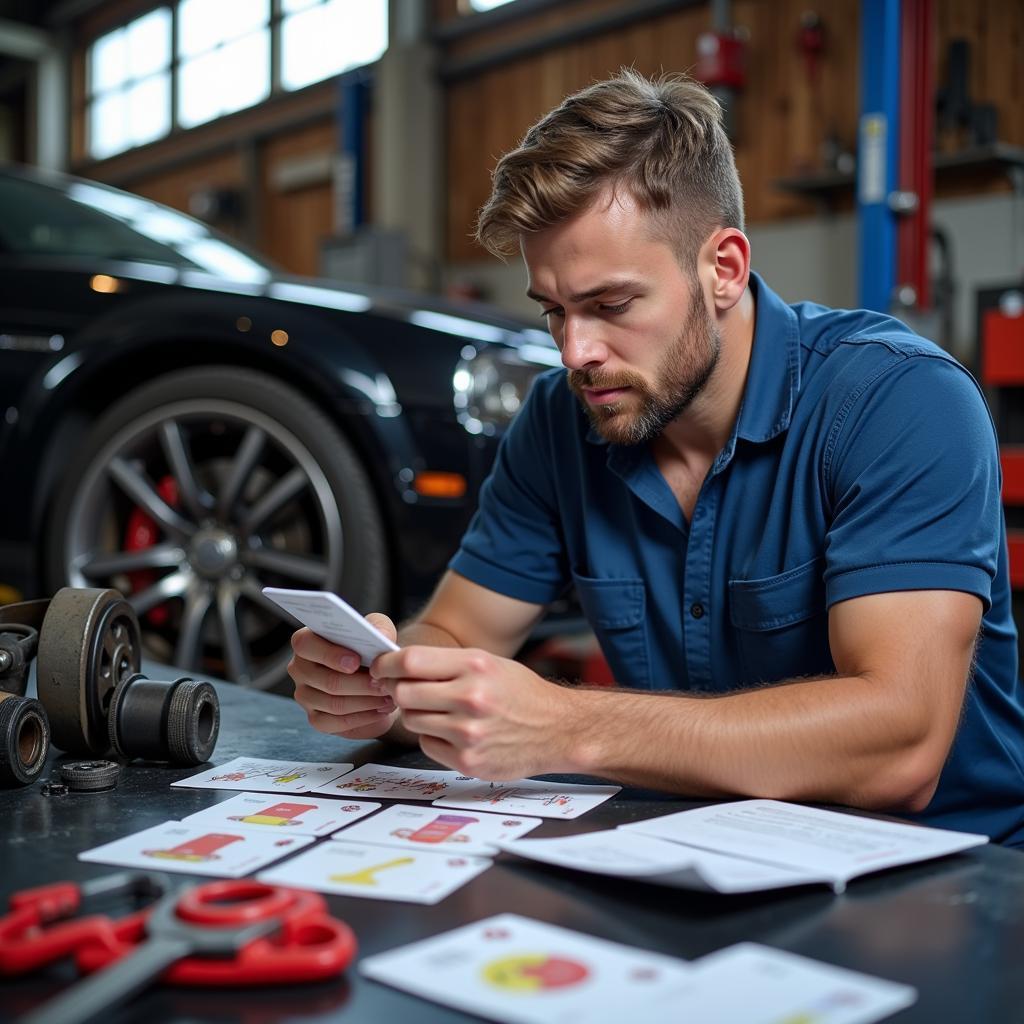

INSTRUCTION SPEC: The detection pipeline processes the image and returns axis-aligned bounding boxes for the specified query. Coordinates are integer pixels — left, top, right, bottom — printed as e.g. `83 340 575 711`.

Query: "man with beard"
289 72 1024 847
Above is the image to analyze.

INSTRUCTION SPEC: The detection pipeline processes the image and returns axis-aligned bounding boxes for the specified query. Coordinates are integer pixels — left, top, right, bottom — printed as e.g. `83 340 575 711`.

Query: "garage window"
280 0 388 92
178 0 271 128
87 8 172 159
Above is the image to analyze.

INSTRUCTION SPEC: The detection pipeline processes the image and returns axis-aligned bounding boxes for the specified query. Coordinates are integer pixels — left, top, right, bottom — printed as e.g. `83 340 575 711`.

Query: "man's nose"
559 316 605 371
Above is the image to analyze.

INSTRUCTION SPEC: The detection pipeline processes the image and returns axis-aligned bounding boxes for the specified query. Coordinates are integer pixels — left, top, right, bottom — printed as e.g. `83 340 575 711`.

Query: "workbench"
3 673 1023 1023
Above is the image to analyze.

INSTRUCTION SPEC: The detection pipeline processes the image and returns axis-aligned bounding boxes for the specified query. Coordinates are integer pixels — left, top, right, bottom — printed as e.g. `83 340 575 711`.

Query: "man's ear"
705 228 750 313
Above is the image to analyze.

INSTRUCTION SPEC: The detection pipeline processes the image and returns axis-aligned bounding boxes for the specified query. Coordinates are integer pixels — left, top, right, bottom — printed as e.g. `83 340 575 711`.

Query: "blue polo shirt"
450 272 1024 847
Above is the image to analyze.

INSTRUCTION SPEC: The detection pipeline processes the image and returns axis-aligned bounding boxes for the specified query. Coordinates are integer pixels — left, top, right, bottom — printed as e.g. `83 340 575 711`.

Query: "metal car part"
108 673 219 765
59 759 121 792
36 588 142 755
41 780 69 796
51 368 387 691
0 693 50 786
0 624 39 698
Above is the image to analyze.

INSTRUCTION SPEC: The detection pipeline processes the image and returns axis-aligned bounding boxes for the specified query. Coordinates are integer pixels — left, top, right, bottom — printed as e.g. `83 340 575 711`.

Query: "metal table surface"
2 674 1023 1024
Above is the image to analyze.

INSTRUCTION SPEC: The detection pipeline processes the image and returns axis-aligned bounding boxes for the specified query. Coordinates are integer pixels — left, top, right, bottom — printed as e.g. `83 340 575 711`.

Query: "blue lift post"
857 0 902 313
336 70 371 237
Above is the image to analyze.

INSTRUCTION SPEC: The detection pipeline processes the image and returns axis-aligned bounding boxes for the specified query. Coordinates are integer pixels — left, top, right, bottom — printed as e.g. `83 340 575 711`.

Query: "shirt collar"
584 270 801 449
733 271 801 444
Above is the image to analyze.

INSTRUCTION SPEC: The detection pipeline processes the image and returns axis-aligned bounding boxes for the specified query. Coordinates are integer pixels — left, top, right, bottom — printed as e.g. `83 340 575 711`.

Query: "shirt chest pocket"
728 556 834 684
571 571 650 686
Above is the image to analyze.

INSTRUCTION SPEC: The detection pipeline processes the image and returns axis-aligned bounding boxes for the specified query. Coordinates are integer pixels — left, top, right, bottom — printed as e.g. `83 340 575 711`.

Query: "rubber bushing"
108 674 219 766
0 693 50 786
59 759 121 792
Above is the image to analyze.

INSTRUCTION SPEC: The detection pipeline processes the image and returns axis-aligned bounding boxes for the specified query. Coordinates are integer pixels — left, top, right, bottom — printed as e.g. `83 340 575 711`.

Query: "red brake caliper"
123 476 180 627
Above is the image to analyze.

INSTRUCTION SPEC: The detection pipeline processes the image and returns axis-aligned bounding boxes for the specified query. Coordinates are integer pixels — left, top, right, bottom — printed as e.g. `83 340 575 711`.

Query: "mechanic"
289 71 1024 848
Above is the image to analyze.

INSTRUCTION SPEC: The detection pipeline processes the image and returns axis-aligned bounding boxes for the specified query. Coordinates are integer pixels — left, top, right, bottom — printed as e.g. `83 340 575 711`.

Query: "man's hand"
369 646 578 779
289 614 400 740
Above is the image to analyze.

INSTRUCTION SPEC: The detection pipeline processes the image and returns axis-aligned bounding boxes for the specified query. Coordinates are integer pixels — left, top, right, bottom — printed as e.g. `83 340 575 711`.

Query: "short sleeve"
449 371 571 604
823 354 1001 611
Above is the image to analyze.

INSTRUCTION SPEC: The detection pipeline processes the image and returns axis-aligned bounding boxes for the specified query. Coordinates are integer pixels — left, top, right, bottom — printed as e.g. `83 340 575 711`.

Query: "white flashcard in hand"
681 944 916 1024
181 792 380 837
172 757 354 794
258 839 491 904
79 821 313 878
261 587 399 666
433 778 621 819
310 763 480 801
359 913 696 1024
331 803 541 854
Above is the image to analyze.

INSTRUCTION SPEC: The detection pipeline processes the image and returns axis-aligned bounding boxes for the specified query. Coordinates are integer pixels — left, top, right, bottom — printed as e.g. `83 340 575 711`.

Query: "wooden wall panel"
443 0 1024 263
259 119 338 277
131 150 246 217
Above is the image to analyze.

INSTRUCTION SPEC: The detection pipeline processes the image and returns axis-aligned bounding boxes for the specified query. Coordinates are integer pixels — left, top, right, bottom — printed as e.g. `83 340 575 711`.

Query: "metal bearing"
59 759 121 792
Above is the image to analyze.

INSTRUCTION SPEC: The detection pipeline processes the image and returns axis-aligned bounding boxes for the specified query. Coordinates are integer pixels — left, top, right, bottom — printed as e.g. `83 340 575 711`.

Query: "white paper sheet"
621 800 988 892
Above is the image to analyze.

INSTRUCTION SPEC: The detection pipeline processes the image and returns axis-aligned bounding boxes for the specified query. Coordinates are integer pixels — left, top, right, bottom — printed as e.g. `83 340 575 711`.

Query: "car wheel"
46 366 389 691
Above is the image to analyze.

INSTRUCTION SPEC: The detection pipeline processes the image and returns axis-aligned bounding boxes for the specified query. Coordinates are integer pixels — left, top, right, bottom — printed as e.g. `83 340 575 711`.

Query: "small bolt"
41 781 69 797
0 650 12 672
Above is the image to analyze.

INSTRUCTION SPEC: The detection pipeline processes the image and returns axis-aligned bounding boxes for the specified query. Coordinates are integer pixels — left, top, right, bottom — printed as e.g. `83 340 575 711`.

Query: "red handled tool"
3 874 357 1024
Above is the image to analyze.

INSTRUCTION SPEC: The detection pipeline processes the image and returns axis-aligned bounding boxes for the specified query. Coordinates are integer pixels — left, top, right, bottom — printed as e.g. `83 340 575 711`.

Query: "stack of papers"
499 799 988 893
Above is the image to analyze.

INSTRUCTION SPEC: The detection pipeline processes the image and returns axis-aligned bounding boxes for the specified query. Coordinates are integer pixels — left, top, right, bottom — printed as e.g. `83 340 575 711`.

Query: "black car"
0 165 559 690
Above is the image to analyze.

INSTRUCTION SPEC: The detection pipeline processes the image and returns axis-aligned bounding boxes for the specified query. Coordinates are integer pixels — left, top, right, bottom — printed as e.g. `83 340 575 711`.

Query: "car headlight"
453 340 561 436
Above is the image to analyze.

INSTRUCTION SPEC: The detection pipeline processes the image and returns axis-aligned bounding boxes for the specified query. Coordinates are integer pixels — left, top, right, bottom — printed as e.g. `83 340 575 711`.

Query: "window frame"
82 0 389 162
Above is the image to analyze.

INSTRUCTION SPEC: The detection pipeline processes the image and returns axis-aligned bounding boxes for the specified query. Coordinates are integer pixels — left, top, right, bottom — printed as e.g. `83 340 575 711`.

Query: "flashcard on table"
79 821 313 878
258 839 491 904
680 943 916 1024
359 912 696 1024
432 778 621 819
171 757 354 794
331 803 541 854
180 792 380 837
498 828 813 893
309 763 479 801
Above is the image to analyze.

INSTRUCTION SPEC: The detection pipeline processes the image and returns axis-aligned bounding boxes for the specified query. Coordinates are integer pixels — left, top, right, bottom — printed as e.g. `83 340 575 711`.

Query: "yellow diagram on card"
330 856 414 886
482 954 590 992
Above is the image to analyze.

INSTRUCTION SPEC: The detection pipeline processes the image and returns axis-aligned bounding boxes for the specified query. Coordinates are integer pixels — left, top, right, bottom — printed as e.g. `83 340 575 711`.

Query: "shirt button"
690 602 705 619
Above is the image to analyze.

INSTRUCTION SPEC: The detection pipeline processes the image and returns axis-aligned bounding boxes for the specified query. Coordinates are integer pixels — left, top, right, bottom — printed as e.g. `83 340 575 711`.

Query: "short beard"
568 289 721 446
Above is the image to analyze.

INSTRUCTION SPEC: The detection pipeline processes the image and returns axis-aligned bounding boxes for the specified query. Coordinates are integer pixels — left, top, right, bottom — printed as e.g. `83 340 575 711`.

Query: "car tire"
45 366 389 692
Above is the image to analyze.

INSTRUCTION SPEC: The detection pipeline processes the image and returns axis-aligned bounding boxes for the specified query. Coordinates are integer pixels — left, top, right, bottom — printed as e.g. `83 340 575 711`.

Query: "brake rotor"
36 588 142 755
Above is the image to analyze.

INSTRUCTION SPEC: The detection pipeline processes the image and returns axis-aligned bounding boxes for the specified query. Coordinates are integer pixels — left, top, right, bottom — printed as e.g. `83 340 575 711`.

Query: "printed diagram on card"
332 803 541 854
172 757 354 793
311 763 478 801
433 779 621 820
259 839 492 904
80 822 313 878
182 792 380 837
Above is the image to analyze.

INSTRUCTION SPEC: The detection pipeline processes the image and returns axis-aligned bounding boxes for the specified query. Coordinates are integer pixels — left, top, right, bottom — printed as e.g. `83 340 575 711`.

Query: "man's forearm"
562 674 947 812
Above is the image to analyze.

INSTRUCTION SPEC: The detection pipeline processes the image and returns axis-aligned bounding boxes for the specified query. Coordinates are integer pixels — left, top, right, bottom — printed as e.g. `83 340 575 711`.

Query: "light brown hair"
475 69 744 270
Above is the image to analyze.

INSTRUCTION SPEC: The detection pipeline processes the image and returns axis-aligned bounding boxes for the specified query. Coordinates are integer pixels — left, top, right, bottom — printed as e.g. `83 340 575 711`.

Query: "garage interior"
1 1 1023 1022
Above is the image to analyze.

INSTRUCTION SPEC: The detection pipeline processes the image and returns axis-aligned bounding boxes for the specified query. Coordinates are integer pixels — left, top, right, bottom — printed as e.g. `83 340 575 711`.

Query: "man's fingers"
371 645 490 682
295 683 394 718
289 656 376 696
307 706 397 736
365 612 398 642
400 709 465 744
290 627 362 672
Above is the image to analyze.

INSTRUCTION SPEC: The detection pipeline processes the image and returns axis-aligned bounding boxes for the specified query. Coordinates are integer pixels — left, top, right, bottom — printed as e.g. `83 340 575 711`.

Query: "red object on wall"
1001 448 1024 505
694 32 747 91
981 310 1024 385
1007 534 1024 589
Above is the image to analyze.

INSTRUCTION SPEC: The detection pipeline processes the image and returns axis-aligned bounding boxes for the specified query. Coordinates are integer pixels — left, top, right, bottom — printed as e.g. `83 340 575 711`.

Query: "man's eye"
600 300 633 314
540 308 564 319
